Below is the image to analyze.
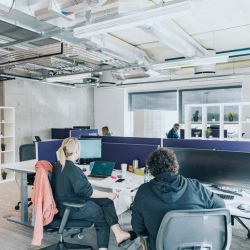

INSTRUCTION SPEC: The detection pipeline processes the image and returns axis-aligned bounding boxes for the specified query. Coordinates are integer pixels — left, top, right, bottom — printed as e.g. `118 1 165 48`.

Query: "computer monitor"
73 126 91 130
79 138 102 164
167 147 250 189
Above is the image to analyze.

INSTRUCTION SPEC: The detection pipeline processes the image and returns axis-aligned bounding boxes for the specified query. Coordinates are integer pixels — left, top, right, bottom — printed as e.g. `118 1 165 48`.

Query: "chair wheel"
78 233 84 239
15 205 20 210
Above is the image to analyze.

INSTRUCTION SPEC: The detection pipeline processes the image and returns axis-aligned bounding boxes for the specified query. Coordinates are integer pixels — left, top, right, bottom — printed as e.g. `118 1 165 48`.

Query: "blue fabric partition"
70 129 98 138
37 140 63 165
102 142 158 169
80 135 161 146
180 129 227 139
163 139 250 152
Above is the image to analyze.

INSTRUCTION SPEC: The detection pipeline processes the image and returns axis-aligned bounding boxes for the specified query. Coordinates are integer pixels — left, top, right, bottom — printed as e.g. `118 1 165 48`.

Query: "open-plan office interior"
1 0 250 249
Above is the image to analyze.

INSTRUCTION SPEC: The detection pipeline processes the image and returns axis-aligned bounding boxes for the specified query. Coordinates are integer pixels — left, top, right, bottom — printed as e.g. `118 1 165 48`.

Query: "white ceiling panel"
174 0 250 35
192 25 250 52
137 42 183 61
110 27 158 46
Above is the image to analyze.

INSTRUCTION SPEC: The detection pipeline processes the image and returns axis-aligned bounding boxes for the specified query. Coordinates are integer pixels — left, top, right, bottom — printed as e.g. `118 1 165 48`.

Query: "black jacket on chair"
131 172 225 250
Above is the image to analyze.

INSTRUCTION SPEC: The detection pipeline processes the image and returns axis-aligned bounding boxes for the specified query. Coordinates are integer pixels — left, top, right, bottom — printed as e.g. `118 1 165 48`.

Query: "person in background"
131 148 225 250
167 123 180 139
52 138 136 250
102 126 111 136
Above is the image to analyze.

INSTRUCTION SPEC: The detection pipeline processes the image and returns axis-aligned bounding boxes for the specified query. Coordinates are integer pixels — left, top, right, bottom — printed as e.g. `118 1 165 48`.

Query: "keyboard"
216 193 234 200
88 174 107 178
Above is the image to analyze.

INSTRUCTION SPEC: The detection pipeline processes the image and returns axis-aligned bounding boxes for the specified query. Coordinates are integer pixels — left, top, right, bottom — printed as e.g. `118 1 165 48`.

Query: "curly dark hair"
146 148 179 176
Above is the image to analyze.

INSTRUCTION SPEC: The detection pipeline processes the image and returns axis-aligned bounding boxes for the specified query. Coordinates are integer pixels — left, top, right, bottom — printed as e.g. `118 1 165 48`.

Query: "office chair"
139 209 232 250
39 168 94 250
15 144 36 210
35 136 42 142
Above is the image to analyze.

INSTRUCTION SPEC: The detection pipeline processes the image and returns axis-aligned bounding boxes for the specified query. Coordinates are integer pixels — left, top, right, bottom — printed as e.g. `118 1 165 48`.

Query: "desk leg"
233 216 250 238
7 172 32 227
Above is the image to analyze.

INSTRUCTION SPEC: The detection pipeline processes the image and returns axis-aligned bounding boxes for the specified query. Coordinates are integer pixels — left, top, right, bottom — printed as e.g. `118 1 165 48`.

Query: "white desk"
4 160 144 226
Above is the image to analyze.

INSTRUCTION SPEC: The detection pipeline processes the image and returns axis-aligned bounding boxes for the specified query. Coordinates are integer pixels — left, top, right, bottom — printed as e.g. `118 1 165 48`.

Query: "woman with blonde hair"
52 138 136 250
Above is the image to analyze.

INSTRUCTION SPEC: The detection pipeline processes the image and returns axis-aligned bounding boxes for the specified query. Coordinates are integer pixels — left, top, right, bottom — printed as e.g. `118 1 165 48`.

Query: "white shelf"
1 150 13 153
0 177 15 184
0 136 13 139
0 122 13 124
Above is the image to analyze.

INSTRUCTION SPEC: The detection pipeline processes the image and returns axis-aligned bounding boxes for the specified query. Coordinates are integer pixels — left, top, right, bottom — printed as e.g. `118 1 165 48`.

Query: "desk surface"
4 160 250 218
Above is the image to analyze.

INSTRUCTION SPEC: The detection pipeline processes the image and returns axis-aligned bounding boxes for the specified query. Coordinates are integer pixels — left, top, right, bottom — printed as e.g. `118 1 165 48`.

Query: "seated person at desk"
132 148 225 250
167 123 180 139
102 126 111 136
52 138 136 250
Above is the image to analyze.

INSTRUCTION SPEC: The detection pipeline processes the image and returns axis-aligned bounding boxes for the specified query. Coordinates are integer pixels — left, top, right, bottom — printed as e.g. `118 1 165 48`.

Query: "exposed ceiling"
0 0 250 88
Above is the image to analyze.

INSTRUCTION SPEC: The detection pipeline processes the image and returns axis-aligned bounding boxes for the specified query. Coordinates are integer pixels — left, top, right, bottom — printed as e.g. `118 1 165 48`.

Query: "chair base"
39 241 93 250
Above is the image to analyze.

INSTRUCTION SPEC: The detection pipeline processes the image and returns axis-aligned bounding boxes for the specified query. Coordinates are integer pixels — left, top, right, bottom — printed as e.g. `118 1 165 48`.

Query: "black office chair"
38 167 94 250
15 144 36 210
140 209 232 250
35 136 42 142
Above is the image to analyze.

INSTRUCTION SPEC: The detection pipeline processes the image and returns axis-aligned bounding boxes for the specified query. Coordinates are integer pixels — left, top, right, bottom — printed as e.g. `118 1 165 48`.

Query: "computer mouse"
238 204 249 210
82 168 87 172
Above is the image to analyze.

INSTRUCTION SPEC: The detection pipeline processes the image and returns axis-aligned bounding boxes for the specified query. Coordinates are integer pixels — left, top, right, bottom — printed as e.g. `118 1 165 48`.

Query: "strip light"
46 73 92 83
152 56 229 71
74 0 192 38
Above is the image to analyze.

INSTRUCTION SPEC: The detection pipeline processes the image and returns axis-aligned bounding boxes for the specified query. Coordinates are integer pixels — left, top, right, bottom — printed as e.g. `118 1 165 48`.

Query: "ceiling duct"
0 0 14 15
194 50 217 74
99 65 117 85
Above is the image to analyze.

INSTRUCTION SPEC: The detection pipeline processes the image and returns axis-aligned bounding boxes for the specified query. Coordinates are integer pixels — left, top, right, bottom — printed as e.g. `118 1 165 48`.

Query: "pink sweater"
31 161 58 246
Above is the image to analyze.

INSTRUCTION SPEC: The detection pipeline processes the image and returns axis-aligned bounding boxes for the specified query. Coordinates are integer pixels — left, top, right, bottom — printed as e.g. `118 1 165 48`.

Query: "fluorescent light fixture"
190 75 245 84
46 73 92 83
102 85 138 90
0 1 13 15
74 0 192 38
152 56 229 71
44 81 77 88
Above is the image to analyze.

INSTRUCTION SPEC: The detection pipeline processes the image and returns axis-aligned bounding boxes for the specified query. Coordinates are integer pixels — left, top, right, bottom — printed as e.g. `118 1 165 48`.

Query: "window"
179 86 242 123
129 91 177 111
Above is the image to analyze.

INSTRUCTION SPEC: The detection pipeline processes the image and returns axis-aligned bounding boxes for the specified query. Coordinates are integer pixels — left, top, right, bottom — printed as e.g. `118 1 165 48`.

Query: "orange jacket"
32 160 58 246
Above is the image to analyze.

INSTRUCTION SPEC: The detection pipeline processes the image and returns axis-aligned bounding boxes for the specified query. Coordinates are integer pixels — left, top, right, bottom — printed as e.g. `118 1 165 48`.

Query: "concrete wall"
2 79 94 161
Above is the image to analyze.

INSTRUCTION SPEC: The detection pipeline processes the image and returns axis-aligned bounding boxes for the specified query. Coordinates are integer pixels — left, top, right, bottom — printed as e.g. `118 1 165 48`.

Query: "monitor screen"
79 139 102 159
91 161 115 176
167 147 250 189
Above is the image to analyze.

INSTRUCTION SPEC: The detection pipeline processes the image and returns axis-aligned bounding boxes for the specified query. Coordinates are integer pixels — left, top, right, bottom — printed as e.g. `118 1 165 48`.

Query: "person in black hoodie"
131 148 225 250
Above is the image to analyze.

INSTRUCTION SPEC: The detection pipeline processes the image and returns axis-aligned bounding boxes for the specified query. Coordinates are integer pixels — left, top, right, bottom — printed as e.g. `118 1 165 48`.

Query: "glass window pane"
130 91 177 111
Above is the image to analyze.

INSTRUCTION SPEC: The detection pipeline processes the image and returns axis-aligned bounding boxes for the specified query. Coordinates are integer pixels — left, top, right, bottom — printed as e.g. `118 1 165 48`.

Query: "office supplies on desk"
88 161 115 178
216 193 234 200
238 204 250 212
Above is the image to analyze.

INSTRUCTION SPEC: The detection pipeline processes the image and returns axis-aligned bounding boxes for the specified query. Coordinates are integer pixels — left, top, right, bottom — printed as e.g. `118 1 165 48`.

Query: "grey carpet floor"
0 180 250 250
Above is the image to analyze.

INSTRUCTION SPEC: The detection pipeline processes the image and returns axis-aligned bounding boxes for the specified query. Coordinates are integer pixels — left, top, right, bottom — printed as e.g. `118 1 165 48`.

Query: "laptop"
88 161 115 178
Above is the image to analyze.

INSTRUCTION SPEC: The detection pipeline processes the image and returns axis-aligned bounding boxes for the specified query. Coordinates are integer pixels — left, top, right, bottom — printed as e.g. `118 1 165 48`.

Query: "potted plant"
1 116 4 122
1 143 6 151
193 110 199 122
228 112 234 122
194 131 200 138
212 116 215 122
1 171 7 180
246 116 250 122
205 128 212 139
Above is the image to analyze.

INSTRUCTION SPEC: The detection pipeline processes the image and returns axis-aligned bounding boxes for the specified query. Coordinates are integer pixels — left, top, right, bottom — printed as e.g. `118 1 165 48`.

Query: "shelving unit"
0 107 15 184
185 102 250 141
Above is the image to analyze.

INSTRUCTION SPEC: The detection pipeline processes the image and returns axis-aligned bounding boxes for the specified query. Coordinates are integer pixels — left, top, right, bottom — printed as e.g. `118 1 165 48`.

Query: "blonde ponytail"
58 137 80 169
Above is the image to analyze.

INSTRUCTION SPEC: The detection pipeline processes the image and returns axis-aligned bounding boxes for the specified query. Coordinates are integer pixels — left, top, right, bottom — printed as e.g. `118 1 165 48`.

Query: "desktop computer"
78 138 102 164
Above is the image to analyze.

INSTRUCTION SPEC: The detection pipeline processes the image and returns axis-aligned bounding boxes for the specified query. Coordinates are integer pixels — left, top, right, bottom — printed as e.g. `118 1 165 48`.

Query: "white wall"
3 79 94 160
242 75 250 138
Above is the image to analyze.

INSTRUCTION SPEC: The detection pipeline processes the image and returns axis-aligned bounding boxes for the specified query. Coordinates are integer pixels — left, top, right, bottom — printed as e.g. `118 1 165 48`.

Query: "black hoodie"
131 172 225 250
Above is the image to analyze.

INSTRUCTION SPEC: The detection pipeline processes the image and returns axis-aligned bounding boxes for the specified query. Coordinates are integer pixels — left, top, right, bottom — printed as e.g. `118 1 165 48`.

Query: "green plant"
1 171 7 178
228 112 234 118
1 143 6 147
205 128 212 135
246 116 250 119
193 110 199 118
194 132 200 136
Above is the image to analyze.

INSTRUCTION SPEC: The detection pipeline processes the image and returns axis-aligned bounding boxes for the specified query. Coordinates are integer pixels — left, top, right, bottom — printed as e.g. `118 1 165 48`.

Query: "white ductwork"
90 34 149 65
0 0 14 15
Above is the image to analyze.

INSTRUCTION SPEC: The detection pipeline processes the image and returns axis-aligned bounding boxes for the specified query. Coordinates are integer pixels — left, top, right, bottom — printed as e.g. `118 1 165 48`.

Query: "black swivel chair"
15 144 36 210
39 167 94 250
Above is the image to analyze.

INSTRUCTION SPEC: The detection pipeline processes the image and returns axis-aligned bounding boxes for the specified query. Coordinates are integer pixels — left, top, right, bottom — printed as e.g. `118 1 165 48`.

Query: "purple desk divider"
102 142 159 169
80 135 161 145
163 139 250 152
37 140 63 165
